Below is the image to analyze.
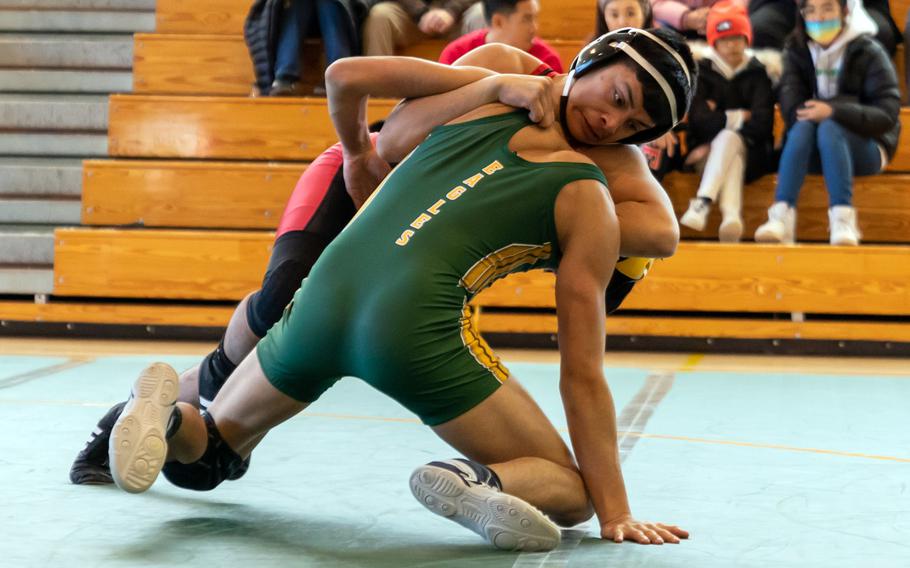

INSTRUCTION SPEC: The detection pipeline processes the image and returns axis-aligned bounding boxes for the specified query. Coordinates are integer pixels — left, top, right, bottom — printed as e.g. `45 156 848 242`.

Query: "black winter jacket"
687 56 776 182
244 0 376 93
778 33 901 160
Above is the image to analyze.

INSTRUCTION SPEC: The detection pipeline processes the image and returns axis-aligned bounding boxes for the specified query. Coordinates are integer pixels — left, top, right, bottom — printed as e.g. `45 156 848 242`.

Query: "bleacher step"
0 158 82 197
0 33 132 68
0 132 107 156
0 10 154 33
0 268 54 294
0 69 132 93
0 198 81 223
0 93 108 130
0 225 55 264
0 0 154 8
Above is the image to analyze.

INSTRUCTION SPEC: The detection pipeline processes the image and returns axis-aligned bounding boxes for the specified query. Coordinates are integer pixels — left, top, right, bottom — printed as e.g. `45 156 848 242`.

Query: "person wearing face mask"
754 0 900 246
679 1 774 242
438 0 563 72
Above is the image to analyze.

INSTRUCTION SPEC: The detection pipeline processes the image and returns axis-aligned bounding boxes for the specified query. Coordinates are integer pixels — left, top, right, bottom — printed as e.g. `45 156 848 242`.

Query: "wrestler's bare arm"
379 44 679 259
379 44 548 162
554 179 688 544
584 144 679 258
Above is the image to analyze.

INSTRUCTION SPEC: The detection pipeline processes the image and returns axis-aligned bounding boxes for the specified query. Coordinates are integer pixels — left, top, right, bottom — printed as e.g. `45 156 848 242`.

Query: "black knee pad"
161 412 248 491
198 338 237 410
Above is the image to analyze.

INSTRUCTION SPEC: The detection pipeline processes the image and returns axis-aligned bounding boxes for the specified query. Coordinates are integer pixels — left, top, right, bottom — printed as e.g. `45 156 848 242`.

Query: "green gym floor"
1 339 908 568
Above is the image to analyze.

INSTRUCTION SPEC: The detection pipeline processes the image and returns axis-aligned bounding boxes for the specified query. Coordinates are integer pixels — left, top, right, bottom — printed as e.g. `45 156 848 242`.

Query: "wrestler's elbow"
648 218 679 259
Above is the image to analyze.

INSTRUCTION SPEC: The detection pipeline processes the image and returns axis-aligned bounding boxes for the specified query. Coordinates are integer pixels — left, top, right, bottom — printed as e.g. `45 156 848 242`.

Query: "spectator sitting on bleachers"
754 0 901 246
679 1 774 242
861 0 902 54
749 0 902 54
363 0 485 55
438 0 562 72
245 0 364 97
650 0 746 38
905 8 910 103
595 0 654 36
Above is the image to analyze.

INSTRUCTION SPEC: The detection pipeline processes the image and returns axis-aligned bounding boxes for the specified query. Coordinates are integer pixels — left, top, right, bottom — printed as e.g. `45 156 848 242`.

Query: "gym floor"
1 338 908 567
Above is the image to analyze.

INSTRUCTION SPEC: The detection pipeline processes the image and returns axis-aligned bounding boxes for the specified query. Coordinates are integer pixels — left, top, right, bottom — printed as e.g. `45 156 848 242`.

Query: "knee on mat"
550 498 596 527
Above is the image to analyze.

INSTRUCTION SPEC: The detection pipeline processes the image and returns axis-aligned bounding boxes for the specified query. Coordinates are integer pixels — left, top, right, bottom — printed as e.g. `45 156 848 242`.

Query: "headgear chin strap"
559 27 692 146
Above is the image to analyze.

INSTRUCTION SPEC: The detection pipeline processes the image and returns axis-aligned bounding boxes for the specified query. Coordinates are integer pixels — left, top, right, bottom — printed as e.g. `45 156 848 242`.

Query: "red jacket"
438 29 564 72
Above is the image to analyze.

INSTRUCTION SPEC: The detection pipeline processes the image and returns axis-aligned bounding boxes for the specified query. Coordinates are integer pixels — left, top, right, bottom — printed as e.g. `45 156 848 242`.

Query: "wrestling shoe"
69 401 127 484
109 362 179 493
410 459 561 552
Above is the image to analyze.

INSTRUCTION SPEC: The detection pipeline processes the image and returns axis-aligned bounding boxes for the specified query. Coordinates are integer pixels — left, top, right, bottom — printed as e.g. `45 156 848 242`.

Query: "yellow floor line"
678 353 704 372
4 400 907 464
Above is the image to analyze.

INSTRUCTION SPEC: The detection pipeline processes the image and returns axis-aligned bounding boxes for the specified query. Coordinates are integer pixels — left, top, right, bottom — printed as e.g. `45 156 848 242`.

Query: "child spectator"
679 0 774 242
439 0 563 72
245 0 362 97
363 1 485 56
754 0 901 245
595 0 654 36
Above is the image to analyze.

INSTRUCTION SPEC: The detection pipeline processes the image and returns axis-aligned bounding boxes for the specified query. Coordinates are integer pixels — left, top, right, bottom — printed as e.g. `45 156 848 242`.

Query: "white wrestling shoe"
109 362 179 493
410 459 561 552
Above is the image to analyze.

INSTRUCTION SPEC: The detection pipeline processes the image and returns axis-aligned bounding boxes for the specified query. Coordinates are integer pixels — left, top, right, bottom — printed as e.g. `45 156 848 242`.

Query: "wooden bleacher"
132 34 583 96
82 161 910 245
3 0 909 350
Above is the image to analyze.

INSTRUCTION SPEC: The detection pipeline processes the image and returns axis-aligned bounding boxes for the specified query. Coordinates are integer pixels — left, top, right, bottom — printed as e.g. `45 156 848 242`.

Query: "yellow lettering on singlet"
410 213 433 230
427 199 446 215
446 186 467 201
395 230 415 247
482 160 504 175
463 173 484 188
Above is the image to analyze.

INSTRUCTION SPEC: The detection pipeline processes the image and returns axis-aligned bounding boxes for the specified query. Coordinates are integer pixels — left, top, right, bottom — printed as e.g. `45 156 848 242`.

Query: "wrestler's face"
564 63 655 145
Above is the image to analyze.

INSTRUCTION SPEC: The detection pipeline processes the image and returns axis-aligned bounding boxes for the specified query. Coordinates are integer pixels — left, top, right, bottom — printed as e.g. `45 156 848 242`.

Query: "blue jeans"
775 119 883 207
274 0 356 82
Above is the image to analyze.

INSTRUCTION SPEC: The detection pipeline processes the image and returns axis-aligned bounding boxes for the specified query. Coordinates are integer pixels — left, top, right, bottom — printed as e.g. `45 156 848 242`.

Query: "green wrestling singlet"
258 111 608 425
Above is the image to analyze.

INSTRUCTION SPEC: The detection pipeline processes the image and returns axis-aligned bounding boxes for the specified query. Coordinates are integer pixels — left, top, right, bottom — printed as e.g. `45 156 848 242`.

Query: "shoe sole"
410 465 561 552
109 363 178 494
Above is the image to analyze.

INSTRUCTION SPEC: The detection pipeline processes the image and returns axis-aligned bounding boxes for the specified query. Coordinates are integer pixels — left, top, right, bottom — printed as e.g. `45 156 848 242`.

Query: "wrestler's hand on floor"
493 74 555 128
343 149 392 209
601 514 689 545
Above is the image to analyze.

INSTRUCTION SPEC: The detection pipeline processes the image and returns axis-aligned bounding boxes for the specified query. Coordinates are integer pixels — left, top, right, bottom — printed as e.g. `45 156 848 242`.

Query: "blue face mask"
805 18 842 45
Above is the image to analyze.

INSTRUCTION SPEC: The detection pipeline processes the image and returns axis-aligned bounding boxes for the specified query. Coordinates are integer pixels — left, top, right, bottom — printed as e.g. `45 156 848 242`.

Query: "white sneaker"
829 205 861 246
410 461 561 552
718 215 743 243
680 198 711 231
109 362 178 494
754 202 796 244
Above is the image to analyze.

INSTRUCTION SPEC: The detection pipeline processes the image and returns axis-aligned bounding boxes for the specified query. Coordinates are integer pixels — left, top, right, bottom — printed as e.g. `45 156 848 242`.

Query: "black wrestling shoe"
69 401 127 485
410 459 560 552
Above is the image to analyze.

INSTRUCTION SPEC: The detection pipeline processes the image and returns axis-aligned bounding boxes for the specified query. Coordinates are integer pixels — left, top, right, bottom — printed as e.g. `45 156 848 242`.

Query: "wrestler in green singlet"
257 111 607 425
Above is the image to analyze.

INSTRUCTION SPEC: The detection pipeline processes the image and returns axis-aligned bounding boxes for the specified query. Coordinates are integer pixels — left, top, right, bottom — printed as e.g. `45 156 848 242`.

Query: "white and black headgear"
560 27 695 145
